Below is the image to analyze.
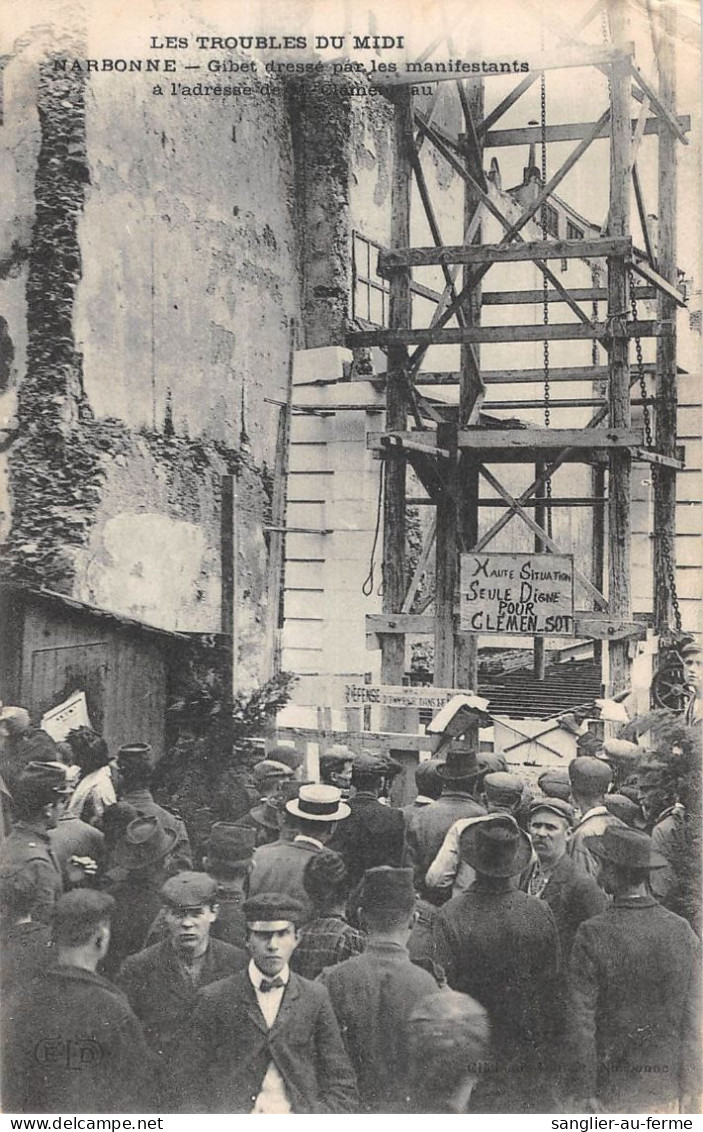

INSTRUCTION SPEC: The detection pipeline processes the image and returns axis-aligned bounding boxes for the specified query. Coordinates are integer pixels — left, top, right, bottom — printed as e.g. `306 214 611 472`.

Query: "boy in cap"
568 827 700 1113
179 892 358 1113
331 752 405 887
290 848 364 980
246 784 350 914
0 762 71 923
319 866 439 1113
568 756 624 879
118 871 247 1105
419 814 560 1113
2 889 156 1113
116 743 192 871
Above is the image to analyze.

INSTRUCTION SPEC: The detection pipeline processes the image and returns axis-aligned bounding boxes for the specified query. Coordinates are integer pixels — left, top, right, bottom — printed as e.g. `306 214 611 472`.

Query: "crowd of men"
0 698 700 1115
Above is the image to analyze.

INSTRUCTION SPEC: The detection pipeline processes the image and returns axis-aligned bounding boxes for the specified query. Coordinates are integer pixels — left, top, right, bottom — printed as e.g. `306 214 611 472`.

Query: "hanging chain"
661 530 683 632
627 266 654 449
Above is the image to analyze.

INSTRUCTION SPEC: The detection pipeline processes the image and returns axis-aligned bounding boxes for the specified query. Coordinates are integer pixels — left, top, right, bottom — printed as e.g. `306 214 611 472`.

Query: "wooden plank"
380 433 449 459
634 448 684 470
349 320 669 348
630 257 687 307
369 44 634 87
481 286 656 305
653 0 680 631
483 114 690 148
458 427 643 450
379 236 630 272
434 423 458 685
365 613 646 641
607 0 634 696
632 163 657 267
410 364 659 385
277 726 445 755
630 60 689 144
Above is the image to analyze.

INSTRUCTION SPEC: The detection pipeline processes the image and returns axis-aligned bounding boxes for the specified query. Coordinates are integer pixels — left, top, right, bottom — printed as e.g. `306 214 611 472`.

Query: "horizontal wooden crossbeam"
483 115 690 148
369 428 645 461
348 321 671 348
633 447 685 470
365 614 646 642
480 287 656 306
404 364 658 385
378 237 631 274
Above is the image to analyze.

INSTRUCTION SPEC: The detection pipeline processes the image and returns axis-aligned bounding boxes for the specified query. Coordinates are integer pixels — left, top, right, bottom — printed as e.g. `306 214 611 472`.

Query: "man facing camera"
179 892 358 1113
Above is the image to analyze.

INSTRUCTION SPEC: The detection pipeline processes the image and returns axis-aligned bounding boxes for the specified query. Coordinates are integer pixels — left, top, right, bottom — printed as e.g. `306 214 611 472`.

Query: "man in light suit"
179 892 358 1113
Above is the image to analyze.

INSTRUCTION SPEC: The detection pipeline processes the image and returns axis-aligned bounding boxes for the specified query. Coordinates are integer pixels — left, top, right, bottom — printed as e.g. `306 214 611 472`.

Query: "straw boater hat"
285 784 350 822
459 814 532 877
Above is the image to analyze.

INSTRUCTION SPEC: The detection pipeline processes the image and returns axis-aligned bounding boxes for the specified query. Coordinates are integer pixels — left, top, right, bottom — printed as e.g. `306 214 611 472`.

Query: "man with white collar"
246 785 350 915
180 893 358 1113
567 756 624 879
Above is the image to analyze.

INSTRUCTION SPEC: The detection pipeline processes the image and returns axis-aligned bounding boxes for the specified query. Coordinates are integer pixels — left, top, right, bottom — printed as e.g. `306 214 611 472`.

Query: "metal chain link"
660 529 683 632
628 266 653 449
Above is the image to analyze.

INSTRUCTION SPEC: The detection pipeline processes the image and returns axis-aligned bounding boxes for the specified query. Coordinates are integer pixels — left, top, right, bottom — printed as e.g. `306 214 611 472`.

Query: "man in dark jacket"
2 889 156 1113
247 785 350 914
118 872 247 1107
331 753 405 887
116 743 192 871
0 762 71 923
568 826 700 1113
523 797 608 958
319 866 439 1112
204 823 256 949
568 756 624 878
403 748 485 896
179 893 358 1113
419 814 561 1113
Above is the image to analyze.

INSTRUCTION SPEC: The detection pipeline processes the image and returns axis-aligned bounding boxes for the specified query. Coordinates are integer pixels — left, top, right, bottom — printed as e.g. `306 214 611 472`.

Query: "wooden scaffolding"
345 0 689 701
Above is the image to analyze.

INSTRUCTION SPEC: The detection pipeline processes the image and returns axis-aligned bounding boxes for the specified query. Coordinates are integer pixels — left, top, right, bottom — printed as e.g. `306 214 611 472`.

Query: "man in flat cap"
568 827 700 1113
2 889 156 1113
204 823 256 948
118 871 247 1106
419 814 560 1113
247 784 349 914
116 743 192 871
0 706 59 797
567 755 624 879
0 762 72 923
319 866 439 1112
319 744 354 795
537 767 572 802
179 892 358 1113
331 752 405 888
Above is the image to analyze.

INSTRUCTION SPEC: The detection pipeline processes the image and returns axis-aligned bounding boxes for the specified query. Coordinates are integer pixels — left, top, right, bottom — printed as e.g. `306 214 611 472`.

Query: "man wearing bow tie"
178 892 358 1113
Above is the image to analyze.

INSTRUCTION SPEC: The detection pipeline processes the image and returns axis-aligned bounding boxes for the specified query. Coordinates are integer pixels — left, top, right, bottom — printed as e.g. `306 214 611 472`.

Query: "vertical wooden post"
434 422 458 686
381 88 413 729
456 78 484 693
534 462 547 680
221 473 235 750
591 466 606 667
653 0 678 631
606 0 633 695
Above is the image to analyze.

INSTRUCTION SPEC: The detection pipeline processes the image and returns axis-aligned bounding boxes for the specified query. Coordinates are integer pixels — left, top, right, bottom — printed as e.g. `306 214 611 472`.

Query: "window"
541 202 559 238
567 220 584 240
352 231 390 326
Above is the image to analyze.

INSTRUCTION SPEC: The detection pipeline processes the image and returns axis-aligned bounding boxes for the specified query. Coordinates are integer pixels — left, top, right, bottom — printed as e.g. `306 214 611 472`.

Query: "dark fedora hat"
15 761 73 810
585 825 667 870
460 814 532 877
207 822 256 864
436 747 478 781
112 815 177 870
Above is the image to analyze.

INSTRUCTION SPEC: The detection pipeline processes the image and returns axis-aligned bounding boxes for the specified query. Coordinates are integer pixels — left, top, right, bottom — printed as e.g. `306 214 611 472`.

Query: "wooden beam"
410 364 659 385
653 0 680 632
629 256 687 307
379 236 630 273
607 0 634 696
370 44 634 87
381 433 449 459
481 286 656 305
483 114 690 148
434 423 458 685
277 726 446 755
381 87 413 729
635 448 684 471
349 320 670 348
365 613 646 641
632 164 657 269
402 515 437 614
630 60 689 144
459 427 643 451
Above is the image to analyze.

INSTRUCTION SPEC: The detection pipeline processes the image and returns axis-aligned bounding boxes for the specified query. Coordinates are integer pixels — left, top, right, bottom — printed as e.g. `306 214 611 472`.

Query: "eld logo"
33 1038 103 1070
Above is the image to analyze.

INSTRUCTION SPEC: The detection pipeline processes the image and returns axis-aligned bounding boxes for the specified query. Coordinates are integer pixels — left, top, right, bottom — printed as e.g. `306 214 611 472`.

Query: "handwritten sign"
41 691 92 742
343 684 485 711
460 552 574 637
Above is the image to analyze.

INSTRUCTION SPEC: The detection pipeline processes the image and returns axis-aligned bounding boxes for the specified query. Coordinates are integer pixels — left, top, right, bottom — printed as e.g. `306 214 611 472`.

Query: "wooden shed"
0 585 192 759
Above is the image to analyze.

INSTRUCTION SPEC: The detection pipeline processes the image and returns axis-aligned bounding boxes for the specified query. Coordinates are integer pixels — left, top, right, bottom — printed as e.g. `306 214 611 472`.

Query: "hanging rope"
362 462 384 597
539 45 553 538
